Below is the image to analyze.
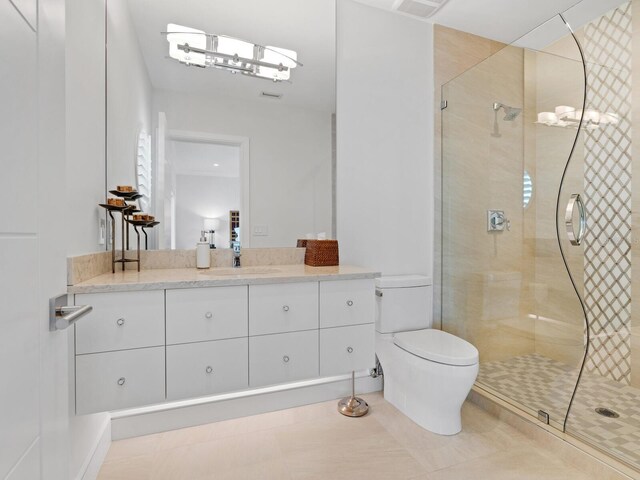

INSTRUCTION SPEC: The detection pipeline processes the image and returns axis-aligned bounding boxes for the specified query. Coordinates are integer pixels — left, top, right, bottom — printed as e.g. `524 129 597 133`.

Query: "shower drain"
595 407 620 418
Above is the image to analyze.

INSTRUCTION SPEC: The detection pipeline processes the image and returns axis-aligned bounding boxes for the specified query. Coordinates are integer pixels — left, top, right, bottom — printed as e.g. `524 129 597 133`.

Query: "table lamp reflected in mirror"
203 218 221 249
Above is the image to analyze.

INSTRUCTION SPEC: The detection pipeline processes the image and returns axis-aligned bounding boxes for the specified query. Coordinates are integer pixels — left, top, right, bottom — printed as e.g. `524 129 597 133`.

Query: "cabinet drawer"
75 291 164 354
319 279 375 328
249 330 319 387
75 347 165 415
166 286 248 345
166 338 248 401
320 324 375 376
249 282 318 335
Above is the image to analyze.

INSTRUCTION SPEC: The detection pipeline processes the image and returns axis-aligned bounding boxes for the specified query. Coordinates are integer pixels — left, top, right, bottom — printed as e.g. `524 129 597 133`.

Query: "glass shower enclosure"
441 1 640 472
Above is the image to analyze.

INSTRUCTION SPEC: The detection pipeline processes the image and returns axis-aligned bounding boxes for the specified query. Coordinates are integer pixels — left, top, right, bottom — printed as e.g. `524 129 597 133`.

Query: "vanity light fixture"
164 23 302 83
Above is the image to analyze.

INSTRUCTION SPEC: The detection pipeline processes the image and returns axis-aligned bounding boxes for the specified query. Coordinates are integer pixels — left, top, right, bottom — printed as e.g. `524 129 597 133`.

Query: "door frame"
167 129 251 249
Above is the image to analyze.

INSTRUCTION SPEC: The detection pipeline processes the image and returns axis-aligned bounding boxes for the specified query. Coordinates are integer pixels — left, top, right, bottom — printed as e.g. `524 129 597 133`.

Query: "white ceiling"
354 0 625 44
168 140 240 177
125 0 336 113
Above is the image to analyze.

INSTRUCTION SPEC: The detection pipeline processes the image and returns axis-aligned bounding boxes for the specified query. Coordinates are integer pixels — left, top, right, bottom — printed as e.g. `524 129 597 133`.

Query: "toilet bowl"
375 275 479 435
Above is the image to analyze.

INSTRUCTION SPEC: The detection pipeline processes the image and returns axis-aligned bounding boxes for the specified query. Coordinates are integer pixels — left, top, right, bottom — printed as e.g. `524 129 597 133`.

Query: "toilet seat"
393 329 478 366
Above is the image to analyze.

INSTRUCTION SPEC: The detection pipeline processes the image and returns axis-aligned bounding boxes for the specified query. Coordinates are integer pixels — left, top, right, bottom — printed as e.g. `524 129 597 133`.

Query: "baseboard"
76 416 111 480
111 371 382 440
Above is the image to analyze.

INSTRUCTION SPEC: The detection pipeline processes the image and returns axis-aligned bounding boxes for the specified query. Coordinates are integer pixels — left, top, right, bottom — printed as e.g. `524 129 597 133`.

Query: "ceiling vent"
260 91 283 99
392 0 448 19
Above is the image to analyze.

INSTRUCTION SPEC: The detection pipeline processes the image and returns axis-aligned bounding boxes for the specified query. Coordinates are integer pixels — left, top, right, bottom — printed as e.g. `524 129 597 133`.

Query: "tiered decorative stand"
126 219 160 255
100 190 159 273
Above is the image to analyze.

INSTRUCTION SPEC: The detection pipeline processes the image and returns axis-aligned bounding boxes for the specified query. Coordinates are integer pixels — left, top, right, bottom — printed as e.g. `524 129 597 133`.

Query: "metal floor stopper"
338 371 369 417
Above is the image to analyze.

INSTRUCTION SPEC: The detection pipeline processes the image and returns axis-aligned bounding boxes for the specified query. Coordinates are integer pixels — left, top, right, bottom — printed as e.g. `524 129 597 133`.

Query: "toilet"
375 275 479 435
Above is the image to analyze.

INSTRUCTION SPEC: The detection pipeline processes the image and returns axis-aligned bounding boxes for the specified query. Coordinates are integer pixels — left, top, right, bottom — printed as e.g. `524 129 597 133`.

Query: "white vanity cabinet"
319 279 374 328
320 324 375 376
72 275 376 414
75 290 164 354
249 330 319 387
249 282 318 335
319 279 376 376
166 286 248 344
165 286 250 400
73 290 165 415
166 338 249 400
75 347 165 415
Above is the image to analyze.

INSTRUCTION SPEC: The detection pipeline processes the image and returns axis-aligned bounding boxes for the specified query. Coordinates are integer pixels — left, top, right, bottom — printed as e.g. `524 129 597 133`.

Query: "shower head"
493 102 522 121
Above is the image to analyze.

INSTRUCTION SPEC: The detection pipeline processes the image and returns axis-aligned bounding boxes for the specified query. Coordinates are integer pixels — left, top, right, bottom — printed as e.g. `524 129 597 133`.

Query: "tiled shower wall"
436 26 586 365
433 25 506 331
440 42 537 362
582 2 633 384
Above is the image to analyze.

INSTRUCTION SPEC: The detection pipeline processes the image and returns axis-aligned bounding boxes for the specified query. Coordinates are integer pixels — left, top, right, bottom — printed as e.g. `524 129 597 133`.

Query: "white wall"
175 175 240 249
336 0 433 276
154 90 332 248
65 0 111 478
106 0 153 190
66 0 106 256
65 0 153 256
105 0 153 251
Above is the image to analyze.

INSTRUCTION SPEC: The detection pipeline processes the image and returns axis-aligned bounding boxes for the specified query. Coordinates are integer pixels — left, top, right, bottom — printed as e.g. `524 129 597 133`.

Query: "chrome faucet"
231 240 241 268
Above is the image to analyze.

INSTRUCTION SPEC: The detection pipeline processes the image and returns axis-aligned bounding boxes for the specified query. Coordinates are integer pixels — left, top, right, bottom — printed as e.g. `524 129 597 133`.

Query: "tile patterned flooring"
98 392 597 480
479 353 640 470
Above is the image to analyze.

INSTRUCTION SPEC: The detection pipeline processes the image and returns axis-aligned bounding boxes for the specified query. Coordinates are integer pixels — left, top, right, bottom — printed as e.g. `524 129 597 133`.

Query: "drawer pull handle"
283 305 290 312
346 300 354 307
117 377 126 386
205 312 213 319
347 346 354 354
206 366 213 374
116 318 125 326
283 355 290 363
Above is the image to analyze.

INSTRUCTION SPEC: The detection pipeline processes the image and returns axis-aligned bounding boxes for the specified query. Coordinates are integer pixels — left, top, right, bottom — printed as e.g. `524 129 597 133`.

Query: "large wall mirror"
106 0 336 250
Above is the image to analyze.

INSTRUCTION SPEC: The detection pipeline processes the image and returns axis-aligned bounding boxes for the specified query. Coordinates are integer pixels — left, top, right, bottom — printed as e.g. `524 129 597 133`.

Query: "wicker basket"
298 239 339 266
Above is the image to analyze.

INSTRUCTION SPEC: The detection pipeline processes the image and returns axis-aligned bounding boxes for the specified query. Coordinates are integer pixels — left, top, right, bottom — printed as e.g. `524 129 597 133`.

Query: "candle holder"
100 190 160 273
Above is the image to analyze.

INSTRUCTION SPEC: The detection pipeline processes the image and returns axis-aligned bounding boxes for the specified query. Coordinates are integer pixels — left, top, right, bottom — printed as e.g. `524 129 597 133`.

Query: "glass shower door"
440 16 588 431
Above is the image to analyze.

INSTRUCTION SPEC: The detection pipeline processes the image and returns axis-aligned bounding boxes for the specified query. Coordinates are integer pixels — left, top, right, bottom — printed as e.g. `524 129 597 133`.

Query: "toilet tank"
375 275 432 333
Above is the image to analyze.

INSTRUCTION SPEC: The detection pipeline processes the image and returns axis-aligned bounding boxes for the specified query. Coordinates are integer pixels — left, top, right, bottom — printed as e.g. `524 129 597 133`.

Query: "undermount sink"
200 267 282 276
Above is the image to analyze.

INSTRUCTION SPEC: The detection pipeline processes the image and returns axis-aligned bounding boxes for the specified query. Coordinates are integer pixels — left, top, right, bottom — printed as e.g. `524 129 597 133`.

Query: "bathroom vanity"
68 265 378 415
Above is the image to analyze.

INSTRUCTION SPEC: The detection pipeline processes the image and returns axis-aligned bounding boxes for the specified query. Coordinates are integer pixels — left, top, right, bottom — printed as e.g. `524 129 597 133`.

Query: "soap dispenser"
196 231 210 269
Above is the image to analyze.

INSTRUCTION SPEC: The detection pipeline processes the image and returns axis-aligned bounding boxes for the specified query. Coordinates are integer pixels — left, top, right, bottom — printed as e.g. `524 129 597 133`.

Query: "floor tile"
427 446 592 480
97 392 618 480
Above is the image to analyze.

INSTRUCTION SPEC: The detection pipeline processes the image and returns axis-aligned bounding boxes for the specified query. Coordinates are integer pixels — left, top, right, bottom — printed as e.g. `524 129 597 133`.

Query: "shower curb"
468 386 637 480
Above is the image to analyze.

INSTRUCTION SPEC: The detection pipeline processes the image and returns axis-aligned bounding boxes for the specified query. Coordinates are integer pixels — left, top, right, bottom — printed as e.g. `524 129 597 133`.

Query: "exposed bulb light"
213 163 220 167
165 24 302 83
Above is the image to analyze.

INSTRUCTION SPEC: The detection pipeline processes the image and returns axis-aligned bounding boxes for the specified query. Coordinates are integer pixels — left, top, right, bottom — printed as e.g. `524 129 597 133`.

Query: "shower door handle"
565 194 586 246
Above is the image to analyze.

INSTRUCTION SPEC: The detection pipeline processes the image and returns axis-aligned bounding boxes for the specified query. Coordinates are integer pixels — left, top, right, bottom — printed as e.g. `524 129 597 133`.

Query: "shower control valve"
487 210 510 232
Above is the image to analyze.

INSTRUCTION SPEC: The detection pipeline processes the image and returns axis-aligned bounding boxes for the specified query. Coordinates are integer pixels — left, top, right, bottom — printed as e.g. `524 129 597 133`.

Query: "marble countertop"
68 264 381 294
